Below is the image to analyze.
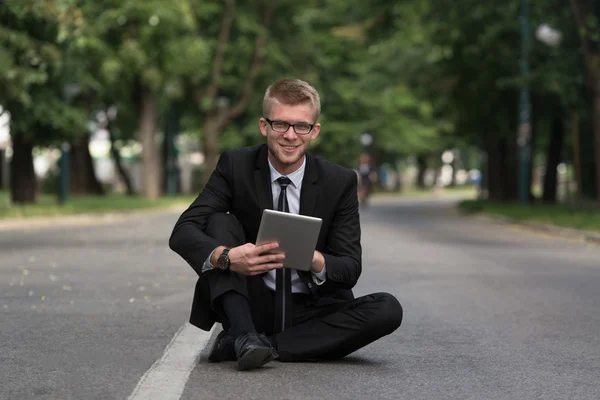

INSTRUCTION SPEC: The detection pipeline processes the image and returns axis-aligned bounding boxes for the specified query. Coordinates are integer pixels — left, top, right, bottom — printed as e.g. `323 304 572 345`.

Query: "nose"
283 126 298 140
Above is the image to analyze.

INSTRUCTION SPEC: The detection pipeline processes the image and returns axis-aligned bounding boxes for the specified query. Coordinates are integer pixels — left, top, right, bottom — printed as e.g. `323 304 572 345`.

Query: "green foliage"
1 0 595 191
211 0 446 167
0 190 195 218
0 1 87 143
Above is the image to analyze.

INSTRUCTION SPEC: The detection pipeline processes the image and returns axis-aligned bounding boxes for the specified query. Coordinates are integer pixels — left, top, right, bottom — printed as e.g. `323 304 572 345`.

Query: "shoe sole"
237 347 275 371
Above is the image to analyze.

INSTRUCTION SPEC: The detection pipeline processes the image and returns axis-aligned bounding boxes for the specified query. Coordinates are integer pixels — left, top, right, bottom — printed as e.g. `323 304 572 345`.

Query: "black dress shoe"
208 330 236 362
234 331 279 371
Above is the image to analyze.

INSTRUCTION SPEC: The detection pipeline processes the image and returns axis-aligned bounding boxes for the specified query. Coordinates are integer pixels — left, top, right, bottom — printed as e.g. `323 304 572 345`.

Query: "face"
259 102 321 175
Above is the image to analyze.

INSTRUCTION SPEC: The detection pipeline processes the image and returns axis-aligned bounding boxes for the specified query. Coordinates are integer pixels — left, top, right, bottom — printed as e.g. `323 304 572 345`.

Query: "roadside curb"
465 212 600 245
0 204 188 232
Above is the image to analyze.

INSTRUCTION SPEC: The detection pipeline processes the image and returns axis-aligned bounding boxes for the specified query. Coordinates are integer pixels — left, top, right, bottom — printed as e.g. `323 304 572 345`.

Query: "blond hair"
263 78 321 121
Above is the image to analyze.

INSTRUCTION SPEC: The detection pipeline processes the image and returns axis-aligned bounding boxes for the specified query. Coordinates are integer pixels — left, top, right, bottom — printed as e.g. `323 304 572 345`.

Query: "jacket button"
307 283 313 289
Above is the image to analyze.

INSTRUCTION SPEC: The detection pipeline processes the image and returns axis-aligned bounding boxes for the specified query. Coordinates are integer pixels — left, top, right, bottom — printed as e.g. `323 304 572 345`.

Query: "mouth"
280 144 299 153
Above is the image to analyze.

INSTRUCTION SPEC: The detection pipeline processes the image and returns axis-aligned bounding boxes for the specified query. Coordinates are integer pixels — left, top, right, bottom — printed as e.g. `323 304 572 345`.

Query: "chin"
279 150 304 165
268 141 305 167
276 155 297 166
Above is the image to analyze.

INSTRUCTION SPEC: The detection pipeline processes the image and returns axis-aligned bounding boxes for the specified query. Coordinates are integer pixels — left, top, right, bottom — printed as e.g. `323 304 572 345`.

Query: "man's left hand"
311 250 325 273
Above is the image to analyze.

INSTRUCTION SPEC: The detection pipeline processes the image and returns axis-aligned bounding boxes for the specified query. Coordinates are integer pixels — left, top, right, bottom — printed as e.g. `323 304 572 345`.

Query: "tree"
83 0 205 199
0 1 87 204
569 0 600 201
188 0 276 184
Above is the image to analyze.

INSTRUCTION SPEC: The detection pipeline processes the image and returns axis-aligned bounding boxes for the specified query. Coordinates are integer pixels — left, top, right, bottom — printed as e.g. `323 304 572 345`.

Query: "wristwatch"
216 247 231 270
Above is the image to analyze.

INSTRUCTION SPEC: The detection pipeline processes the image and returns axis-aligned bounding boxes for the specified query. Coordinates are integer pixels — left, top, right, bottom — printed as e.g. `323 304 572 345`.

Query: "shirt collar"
268 156 306 188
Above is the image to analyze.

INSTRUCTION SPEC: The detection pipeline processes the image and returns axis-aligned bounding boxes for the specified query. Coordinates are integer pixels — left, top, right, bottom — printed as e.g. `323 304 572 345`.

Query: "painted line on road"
128 323 216 400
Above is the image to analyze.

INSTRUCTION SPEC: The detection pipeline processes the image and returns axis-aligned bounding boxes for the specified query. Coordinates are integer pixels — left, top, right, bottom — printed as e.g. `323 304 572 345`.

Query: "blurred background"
0 0 598 220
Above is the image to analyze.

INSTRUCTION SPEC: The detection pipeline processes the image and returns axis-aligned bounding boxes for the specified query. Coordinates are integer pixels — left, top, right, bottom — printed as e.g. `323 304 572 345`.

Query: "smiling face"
259 101 321 175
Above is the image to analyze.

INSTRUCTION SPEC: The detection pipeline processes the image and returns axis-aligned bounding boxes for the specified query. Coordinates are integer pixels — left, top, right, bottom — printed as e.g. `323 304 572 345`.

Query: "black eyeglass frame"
264 118 315 135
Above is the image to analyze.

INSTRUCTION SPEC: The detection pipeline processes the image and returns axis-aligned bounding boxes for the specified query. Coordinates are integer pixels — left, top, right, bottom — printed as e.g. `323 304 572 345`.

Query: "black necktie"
274 177 293 334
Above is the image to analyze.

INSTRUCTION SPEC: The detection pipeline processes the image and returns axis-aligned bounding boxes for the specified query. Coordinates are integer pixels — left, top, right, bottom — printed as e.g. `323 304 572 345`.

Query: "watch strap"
217 247 231 270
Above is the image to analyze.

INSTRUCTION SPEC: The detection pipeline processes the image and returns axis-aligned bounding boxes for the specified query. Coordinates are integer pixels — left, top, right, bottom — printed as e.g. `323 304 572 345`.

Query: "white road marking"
128 323 216 400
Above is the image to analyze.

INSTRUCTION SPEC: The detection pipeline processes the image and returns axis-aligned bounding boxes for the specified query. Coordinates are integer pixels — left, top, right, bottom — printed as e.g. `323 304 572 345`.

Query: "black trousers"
205 213 403 362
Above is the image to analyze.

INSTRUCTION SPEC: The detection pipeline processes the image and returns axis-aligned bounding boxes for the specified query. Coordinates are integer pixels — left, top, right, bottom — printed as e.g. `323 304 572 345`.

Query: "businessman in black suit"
169 78 402 370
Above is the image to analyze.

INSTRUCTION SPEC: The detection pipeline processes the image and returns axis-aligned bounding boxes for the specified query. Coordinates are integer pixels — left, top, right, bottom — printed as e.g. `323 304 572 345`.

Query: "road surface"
1 196 599 399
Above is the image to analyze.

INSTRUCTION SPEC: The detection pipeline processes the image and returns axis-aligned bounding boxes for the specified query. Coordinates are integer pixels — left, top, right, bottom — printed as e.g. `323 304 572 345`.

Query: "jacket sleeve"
320 170 362 290
168 151 233 276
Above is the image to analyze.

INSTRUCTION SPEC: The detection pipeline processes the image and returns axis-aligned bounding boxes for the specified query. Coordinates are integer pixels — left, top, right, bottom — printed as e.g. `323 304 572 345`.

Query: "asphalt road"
1 196 600 400
0 211 196 400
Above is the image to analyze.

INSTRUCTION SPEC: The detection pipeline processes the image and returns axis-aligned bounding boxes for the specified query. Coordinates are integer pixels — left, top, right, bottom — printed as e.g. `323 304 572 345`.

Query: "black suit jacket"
169 144 362 330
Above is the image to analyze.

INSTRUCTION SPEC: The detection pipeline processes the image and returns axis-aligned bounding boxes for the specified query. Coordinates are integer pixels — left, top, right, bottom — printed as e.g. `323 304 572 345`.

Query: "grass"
373 185 478 199
0 185 476 220
458 199 600 232
8 189 596 234
0 190 196 219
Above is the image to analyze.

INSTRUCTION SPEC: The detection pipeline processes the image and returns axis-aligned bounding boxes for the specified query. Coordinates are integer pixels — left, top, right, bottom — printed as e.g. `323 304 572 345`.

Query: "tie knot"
277 176 292 189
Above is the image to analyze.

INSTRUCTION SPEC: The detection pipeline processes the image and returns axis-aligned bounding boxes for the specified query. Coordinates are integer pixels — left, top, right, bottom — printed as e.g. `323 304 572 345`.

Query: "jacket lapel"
299 153 319 216
254 144 273 210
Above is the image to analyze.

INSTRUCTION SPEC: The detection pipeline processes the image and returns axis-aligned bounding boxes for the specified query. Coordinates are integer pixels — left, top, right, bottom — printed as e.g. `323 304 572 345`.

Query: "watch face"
218 249 230 270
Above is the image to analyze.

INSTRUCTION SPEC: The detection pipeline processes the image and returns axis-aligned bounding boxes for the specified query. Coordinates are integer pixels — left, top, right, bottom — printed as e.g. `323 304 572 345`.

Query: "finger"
249 263 283 275
254 241 279 254
255 253 285 265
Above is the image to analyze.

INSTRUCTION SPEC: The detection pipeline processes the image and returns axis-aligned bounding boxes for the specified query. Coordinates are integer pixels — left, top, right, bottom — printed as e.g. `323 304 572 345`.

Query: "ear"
259 118 268 137
310 123 321 141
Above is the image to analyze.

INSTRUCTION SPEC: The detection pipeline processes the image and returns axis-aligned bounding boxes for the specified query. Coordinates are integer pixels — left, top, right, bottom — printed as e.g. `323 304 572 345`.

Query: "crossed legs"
204 213 403 366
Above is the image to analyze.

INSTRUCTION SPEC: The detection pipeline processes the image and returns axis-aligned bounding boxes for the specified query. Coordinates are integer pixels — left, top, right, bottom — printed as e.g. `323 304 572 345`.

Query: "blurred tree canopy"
1 0 598 204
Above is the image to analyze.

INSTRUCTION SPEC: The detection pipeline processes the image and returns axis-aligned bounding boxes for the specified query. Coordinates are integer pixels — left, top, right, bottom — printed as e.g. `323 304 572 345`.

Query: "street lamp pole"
518 0 531 204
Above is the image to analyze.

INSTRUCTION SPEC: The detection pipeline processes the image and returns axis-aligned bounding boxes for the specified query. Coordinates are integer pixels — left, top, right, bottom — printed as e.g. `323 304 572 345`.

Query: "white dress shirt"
202 156 327 293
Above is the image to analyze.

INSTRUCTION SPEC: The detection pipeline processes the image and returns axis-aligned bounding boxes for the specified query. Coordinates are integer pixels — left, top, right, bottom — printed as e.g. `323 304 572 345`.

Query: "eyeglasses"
264 118 314 135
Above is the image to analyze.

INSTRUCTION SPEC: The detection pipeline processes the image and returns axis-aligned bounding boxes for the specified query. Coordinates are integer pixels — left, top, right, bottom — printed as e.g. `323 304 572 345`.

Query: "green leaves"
2 0 589 179
0 1 86 144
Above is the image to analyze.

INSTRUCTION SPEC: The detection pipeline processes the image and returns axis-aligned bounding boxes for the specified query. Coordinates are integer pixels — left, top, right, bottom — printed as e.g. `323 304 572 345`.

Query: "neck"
267 152 305 176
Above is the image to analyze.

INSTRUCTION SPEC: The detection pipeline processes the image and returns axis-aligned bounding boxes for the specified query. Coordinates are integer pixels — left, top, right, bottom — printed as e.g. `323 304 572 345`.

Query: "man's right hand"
227 242 285 275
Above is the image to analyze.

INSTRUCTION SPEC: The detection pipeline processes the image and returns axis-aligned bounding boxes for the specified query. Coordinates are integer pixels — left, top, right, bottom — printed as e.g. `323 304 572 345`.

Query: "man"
169 78 402 371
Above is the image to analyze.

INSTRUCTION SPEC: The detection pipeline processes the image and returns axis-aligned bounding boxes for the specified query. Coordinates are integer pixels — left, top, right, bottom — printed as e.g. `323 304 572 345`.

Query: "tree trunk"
107 124 135 196
138 87 161 200
84 136 105 196
486 136 505 201
202 118 220 186
162 127 168 193
416 154 427 188
593 85 600 203
0 149 5 190
579 117 597 199
570 109 582 196
568 0 600 201
69 136 87 195
69 135 105 196
486 133 519 202
10 134 37 204
542 116 565 203
505 132 519 201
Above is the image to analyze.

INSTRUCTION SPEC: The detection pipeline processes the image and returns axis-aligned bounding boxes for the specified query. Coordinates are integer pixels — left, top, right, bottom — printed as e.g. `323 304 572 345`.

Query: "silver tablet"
255 209 323 271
